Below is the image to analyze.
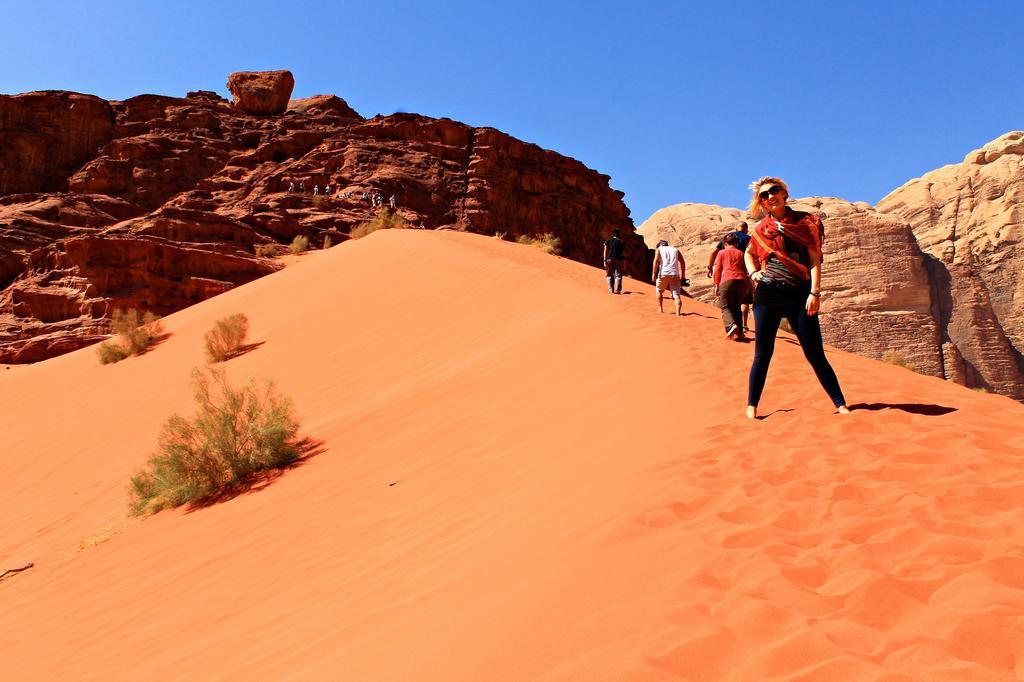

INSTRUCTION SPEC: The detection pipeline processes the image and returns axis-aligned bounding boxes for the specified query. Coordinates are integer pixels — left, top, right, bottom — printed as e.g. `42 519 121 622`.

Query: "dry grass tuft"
289 235 310 254
516 232 561 255
129 367 302 515
350 209 406 239
881 350 918 373
204 313 250 363
255 243 278 257
97 309 163 364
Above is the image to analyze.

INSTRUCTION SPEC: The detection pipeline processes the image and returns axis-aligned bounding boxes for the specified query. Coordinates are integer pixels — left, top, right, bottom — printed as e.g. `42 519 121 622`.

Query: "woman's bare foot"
745 405 757 419
837 405 851 415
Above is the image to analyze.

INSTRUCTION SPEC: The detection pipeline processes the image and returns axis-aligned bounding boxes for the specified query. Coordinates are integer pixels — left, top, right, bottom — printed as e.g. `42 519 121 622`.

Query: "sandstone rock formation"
0 91 114 194
0 79 638 363
878 131 1024 399
226 70 295 115
638 131 1024 401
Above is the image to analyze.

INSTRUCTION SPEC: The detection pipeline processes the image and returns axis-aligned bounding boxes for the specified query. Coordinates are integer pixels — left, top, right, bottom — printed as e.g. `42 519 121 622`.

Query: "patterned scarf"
749 208 824 281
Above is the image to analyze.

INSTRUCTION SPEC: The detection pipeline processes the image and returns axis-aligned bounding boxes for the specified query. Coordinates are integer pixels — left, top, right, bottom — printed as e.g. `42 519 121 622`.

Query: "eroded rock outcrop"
0 78 637 363
227 70 295 115
0 91 114 194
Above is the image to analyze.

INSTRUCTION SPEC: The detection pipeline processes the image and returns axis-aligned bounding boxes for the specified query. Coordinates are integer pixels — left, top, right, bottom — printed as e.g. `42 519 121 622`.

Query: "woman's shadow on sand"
848 402 957 416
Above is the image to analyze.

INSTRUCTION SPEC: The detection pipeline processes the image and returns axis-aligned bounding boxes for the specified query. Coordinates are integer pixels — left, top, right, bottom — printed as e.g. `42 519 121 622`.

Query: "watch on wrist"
810 291 821 297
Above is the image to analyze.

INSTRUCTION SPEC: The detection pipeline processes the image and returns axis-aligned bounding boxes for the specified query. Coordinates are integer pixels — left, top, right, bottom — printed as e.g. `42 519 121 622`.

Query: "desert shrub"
312 194 326 209
97 342 130 365
255 243 277 257
779 319 794 334
350 208 406 239
971 386 991 393
204 313 250 363
97 308 163 363
493 231 508 240
516 232 561 255
881 350 918 372
323 234 332 249
129 367 301 515
289 235 310 254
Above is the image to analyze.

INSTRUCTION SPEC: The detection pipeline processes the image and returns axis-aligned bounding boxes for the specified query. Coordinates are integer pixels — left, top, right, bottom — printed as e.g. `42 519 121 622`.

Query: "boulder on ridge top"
226 70 294 115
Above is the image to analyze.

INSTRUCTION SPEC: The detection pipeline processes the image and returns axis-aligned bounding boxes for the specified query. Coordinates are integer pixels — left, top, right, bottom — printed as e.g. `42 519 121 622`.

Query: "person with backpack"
652 239 685 316
744 177 849 419
713 232 751 340
602 229 625 294
707 221 752 331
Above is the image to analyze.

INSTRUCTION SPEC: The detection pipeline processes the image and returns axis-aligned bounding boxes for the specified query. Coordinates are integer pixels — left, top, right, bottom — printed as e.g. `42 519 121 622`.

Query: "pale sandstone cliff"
878 131 1024 399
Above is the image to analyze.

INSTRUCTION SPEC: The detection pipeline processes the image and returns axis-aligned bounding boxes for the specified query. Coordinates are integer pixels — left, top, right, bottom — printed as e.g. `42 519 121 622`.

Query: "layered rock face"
0 92 114 194
638 131 1024 401
878 131 1024 399
0 74 637 362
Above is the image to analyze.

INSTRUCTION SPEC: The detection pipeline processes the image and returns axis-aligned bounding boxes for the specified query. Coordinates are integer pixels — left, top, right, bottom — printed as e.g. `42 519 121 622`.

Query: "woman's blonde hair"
747 176 789 219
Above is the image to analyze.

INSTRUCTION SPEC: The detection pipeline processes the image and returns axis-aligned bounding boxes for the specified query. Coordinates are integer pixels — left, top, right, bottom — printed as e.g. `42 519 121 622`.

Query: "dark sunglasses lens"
759 185 781 200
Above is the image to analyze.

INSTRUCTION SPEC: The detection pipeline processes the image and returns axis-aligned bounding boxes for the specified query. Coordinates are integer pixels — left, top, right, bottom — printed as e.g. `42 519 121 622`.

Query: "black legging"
748 301 846 408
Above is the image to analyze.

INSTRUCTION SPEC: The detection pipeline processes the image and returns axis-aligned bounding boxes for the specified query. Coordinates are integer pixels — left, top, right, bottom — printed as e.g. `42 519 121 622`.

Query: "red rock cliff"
0 74 639 362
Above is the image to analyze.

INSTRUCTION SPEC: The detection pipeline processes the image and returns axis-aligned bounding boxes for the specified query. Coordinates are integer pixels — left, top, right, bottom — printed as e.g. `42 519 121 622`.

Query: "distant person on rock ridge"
313 185 319 195
603 228 625 294
707 221 751 330
744 176 849 419
652 239 685 315
300 181 306 193
325 184 331 195
389 195 396 210
288 180 295 193
713 232 751 340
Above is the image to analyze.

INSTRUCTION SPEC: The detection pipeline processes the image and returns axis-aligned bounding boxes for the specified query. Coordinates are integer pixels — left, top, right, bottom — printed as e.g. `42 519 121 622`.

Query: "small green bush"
350 209 406 239
204 313 250 363
289 235 310 254
882 350 917 373
97 308 162 364
129 367 301 515
97 342 130 365
516 232 561 255
255 243 277 257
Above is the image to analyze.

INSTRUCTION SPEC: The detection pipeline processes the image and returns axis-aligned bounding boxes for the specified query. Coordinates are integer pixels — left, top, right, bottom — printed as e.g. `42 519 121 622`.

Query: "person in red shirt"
713 232 751 340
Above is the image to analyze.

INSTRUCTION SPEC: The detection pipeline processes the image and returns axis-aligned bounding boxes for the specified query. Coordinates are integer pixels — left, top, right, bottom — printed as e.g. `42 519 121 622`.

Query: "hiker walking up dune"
744 177 849 419
707 221 752 331
713 232 751 340
603 228 625 294
652 239 685 316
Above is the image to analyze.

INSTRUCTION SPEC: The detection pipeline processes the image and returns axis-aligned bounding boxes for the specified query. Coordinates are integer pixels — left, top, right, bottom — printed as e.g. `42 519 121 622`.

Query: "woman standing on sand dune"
743 177 850 419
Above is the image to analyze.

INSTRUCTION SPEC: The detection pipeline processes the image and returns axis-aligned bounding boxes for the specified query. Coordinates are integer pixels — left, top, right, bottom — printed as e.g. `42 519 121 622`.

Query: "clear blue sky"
3 1 1022 223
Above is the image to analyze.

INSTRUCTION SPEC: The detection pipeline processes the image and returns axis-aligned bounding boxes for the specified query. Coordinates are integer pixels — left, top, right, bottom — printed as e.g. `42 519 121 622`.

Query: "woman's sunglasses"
758 185 783 201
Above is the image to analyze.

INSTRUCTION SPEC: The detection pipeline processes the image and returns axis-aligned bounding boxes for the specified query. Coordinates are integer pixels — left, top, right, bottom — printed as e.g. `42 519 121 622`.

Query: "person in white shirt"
652 239 686 316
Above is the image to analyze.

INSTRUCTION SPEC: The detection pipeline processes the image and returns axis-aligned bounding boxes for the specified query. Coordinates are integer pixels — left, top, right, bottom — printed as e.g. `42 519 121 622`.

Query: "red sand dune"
2 230 1023 680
